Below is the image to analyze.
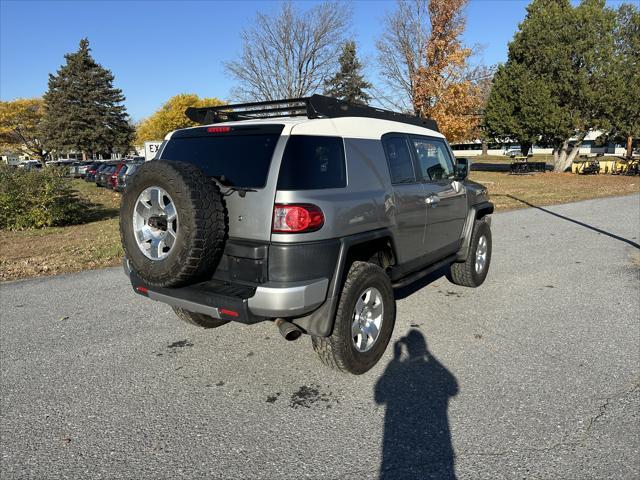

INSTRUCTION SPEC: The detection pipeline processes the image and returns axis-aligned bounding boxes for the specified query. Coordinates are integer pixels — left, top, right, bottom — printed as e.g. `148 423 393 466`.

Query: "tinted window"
410 137 454 181
160 133 280 188
382 135 416 184
277 136 346 190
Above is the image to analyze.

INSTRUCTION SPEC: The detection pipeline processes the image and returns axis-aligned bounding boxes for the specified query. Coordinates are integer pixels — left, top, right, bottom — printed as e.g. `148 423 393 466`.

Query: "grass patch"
0 181 122 281
1 174 638 282
470 171 639 210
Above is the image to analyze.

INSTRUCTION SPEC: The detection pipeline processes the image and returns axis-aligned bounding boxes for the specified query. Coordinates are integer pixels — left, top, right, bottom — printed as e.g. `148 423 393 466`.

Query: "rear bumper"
124 259 328 321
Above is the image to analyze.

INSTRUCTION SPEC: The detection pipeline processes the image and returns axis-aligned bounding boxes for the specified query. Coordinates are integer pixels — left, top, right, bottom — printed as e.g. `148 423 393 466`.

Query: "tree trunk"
553 140 570 172
553 135 586 173
626 135 633 159
481 141 488 157
563 140 583 171
521 142 532 157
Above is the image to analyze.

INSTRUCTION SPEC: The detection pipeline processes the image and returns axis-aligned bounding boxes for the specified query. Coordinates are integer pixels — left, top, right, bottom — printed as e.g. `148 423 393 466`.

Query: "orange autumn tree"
412 0 482 142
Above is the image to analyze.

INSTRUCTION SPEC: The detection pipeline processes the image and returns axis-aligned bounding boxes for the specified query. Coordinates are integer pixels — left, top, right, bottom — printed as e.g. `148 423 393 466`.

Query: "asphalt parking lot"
1 194 639 480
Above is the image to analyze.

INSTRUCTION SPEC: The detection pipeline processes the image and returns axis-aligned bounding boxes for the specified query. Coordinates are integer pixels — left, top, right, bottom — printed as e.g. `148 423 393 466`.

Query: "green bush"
0 164 89 230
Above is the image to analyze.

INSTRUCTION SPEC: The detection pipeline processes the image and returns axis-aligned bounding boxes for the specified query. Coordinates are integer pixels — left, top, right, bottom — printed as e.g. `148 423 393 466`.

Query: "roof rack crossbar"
185 95 438 132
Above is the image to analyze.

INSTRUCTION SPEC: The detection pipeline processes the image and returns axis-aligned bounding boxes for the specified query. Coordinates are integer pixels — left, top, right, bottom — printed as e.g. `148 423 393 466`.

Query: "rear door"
380 134 428 266
409 135 467 260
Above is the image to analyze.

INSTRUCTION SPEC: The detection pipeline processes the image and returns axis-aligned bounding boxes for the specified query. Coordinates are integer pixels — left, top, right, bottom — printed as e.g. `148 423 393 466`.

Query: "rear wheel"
447 219 492 287
172 307 229 329
312 261 395 375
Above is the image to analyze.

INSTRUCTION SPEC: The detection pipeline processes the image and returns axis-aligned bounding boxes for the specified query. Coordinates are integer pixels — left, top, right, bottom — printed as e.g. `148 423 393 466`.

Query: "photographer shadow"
375 330 459 480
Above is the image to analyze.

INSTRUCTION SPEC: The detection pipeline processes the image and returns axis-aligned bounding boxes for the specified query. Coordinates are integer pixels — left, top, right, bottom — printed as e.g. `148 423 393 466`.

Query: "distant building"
451 131 626 157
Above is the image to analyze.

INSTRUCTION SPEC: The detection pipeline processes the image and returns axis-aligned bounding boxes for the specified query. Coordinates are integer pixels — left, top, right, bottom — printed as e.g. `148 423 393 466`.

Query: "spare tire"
120 160 227 288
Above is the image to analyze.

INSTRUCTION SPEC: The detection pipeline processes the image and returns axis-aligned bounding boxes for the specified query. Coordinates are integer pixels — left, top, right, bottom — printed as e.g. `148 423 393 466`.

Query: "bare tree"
225 1 352 101
375 0 431 113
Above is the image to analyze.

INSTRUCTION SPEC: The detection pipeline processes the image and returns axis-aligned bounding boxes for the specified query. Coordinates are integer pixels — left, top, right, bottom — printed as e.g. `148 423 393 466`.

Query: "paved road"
1 194 639 480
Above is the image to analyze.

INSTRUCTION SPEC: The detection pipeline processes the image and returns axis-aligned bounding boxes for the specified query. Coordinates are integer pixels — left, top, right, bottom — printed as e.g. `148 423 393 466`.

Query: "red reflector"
207 126 231 133
273 204 324 233
135 286 148 294
219 308 239 317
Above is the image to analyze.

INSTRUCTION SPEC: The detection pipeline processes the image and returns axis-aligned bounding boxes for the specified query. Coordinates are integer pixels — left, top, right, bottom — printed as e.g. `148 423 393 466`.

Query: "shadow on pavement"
393 266 449 300
500 194 640 250
375 330 459 480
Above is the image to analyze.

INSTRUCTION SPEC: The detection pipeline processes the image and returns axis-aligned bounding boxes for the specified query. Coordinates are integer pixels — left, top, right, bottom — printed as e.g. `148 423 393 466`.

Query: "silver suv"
120 95 493 374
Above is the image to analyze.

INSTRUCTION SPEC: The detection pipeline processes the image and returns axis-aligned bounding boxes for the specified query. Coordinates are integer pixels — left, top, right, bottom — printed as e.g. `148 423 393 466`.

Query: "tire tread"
120 160 227 287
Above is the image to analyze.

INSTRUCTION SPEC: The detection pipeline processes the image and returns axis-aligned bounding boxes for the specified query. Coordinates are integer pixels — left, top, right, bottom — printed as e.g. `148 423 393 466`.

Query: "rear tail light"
272 204 324 233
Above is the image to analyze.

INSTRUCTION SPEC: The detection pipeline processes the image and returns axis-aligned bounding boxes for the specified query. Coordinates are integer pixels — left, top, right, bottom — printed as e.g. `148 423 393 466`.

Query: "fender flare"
455 201 494 262
292 228 396 337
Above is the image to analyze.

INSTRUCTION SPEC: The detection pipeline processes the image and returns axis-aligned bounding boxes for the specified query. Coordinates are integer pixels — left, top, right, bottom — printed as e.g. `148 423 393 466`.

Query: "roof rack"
184 94 439 132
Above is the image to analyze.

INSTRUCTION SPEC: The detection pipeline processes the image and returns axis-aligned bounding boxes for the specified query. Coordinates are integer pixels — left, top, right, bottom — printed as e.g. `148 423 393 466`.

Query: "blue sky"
0 0 623 121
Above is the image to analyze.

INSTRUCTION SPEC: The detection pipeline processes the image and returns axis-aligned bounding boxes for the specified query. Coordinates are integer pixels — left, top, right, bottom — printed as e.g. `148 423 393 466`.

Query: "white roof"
166 116 443 141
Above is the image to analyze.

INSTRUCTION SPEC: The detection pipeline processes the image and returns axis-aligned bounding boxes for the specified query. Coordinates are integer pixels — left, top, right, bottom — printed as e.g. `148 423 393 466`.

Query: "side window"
410 137 455 181
277 135 346 190
382 135 416 184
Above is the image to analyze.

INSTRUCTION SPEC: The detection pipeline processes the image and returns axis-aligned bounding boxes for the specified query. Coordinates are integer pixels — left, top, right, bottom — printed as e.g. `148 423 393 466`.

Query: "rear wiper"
215 176 257 198
221 186 257 198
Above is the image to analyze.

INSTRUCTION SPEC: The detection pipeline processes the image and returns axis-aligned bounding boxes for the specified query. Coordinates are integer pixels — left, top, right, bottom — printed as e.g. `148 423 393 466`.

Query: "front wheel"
447 219 492 287
312 261 396 375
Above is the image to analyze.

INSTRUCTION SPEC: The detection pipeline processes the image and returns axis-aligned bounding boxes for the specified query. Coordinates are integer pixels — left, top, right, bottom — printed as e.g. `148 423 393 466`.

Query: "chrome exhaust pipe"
275 318 302 341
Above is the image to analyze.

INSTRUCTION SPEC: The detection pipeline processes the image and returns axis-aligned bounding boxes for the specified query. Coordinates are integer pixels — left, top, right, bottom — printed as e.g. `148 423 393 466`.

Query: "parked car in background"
19 160 42 171
504 146 523 157
504 146 533 158
90 163 106 183
69 161 93 177
96 163 117 187
76 161 95 178
114 162 142 192
84 162 103 182
108 162 128 189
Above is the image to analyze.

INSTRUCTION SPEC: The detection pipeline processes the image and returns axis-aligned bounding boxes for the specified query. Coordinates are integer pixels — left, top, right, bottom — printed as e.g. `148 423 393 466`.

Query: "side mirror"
454 158 470 180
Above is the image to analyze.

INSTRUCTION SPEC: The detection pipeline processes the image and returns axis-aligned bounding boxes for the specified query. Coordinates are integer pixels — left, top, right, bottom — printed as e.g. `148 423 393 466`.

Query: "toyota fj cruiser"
120 95 493 374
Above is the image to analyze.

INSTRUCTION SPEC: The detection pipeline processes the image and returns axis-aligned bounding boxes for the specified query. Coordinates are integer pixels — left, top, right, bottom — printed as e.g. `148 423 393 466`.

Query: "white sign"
144 141 163 161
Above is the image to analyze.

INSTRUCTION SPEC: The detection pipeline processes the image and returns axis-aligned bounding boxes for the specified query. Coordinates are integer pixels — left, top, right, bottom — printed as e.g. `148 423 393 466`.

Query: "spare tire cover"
120 160 227 287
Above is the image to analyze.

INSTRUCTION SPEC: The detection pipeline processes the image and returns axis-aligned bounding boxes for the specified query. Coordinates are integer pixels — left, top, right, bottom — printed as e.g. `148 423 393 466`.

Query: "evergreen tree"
484 0 618 171
610 4 640 158
42 38 133 159
324 41 372 104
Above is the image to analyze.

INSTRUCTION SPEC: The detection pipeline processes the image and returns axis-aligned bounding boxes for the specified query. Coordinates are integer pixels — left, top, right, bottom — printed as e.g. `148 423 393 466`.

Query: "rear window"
277 135 346 190
159 127 283 188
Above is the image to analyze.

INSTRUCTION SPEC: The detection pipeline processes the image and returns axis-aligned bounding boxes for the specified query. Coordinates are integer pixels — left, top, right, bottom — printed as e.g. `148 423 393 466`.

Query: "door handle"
425 195 440 207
